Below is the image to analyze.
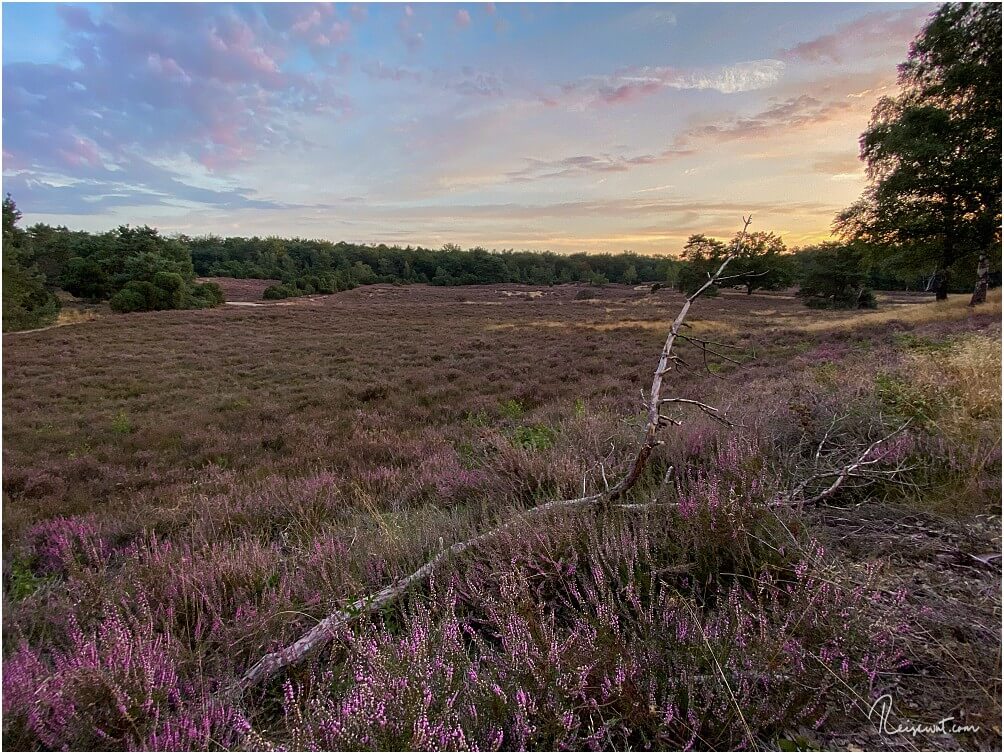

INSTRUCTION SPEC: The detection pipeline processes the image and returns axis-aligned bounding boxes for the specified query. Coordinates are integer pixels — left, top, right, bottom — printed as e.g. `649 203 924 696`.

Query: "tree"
677 234 727 295
795 243 877 309
836 2 1001 301
727 231 796 294
3 195 60 331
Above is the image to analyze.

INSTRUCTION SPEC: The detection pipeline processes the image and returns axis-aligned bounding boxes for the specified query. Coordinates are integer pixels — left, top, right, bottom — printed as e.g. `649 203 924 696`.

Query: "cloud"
675 94 854 147
451 67 503 97
2 3 354 215
362 61 423 83
551 59 785 108
812 153 863 176
505 149 693 183
456 10 472 29
2 156 290 216
780 7 932 64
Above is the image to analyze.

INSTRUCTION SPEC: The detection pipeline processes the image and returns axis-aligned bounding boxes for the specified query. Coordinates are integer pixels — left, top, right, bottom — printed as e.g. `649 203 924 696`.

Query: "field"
2 283 1001 750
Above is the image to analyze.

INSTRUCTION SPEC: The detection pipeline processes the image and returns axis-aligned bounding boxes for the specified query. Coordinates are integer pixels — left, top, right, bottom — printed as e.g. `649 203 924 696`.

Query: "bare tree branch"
779 421 911 508
239 216 754 689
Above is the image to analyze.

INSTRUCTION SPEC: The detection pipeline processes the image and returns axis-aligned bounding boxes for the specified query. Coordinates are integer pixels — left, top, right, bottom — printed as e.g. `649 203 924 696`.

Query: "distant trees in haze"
185 234 683 289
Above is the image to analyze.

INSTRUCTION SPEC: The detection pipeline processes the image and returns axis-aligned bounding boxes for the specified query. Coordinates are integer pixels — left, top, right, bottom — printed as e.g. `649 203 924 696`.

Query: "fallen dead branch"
778 421 912 508
240 217 911 689
239 217 753 688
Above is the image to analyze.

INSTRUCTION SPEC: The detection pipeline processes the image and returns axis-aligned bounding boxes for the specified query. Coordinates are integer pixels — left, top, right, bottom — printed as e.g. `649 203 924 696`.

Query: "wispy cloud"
362 60 422 82
780 7 932 64
505 150 692 183
549 59 785 108
675 94 854 147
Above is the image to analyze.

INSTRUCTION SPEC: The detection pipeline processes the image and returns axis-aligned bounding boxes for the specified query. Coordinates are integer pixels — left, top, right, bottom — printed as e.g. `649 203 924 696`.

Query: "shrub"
499 399 525 420
152 271 185 308
512 424 556 451
1 604 248 751
109 286 148 313
263 284 297 300
797 243 877 309
250 522 903 751
187 281 225 308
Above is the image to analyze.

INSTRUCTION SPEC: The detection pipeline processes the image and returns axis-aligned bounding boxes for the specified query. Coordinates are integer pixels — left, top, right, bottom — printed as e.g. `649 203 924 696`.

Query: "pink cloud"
56 135 103 169
10 3 352 177
597 81 661 104
291 9 324 34
781 7 931 64
456 10 472 29
146 53 191 84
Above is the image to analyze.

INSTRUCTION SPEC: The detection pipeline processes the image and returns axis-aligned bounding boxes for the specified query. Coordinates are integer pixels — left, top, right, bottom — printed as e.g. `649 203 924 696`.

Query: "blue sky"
2 2 936 253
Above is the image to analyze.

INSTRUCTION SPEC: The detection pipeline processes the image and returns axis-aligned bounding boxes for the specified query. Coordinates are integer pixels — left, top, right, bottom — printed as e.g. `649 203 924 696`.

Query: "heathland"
2 282 1000 750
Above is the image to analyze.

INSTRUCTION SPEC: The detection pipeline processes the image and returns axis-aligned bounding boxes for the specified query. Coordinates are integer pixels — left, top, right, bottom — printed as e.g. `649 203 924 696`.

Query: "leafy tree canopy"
836 2 1001 299
3 195 60 332
794 242 877 310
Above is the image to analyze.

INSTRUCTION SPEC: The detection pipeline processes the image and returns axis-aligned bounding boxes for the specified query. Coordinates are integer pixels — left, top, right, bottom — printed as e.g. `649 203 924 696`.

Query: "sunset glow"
2 2 937 254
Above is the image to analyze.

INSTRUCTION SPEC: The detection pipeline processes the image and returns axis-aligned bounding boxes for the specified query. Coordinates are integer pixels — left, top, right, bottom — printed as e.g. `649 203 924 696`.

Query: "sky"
2 1 937 255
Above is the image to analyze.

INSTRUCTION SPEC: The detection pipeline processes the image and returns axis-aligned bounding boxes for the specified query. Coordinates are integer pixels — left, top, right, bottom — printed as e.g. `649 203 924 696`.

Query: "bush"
263 284 296 300
187 282 225 308
152 271 185 309
796 243 877 309
109 286 148 313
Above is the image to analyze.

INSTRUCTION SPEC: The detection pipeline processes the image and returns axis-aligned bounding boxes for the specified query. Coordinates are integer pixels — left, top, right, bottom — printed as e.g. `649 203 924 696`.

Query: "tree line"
188 236 682 297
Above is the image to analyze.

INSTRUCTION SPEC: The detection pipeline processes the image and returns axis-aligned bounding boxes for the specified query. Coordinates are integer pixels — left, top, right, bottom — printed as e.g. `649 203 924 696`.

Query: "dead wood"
239 217 754 688
239 221 914 690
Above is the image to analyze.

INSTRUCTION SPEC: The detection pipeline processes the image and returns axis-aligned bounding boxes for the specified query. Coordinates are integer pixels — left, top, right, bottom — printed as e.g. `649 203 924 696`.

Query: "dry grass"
908 333 1002 418
794 289 1002 332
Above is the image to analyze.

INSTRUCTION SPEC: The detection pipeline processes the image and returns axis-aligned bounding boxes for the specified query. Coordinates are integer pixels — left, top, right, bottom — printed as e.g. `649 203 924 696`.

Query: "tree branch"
778 421 911 508
239 216 754 689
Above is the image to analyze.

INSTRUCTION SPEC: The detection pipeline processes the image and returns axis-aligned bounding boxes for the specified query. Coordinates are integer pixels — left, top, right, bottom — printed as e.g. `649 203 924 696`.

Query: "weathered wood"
240 217 754 689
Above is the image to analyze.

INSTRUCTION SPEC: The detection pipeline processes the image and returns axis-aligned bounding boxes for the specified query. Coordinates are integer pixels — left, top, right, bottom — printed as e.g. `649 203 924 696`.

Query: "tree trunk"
969 253 989 306
938 211 956 301
933 269 950 301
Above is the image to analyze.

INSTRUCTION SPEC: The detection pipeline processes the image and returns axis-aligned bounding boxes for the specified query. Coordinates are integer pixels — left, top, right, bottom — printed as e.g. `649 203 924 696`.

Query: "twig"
241 490 603 687
780 421 911 508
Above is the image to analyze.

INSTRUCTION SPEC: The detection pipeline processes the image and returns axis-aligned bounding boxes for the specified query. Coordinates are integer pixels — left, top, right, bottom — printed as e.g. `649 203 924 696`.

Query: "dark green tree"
795 243 877 309
836 2 1001 302
676 234 727 295
3 195 60 331
728 231 796 295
